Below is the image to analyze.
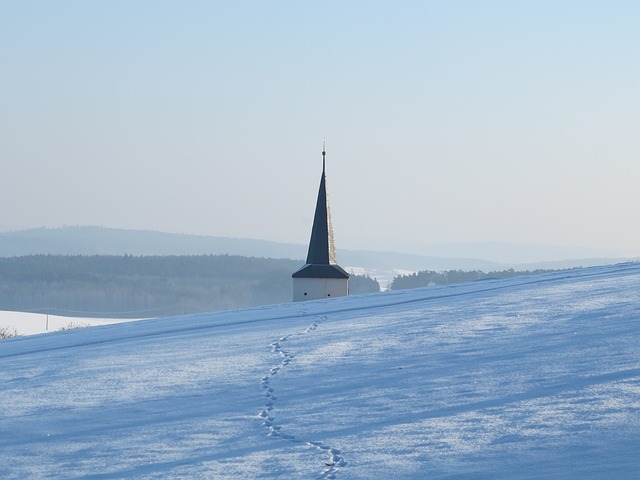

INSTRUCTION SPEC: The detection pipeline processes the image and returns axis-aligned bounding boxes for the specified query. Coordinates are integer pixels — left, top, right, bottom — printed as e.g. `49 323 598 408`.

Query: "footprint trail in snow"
259 317 346 479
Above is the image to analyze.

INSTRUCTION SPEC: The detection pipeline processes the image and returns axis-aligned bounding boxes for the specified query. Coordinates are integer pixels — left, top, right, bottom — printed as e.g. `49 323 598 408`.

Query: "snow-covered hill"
1 263 639 479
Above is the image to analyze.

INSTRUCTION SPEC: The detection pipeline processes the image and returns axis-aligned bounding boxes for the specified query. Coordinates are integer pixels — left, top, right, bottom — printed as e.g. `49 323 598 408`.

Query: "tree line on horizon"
389 268 574 290
0 254 380 318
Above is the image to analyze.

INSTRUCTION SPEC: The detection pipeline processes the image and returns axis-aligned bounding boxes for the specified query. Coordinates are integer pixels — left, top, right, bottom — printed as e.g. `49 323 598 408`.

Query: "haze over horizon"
0 225 635 267
2 2 639 258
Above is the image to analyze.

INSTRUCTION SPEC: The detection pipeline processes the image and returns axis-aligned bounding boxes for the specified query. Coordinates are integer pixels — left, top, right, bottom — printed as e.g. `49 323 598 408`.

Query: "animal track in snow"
259 316 346 479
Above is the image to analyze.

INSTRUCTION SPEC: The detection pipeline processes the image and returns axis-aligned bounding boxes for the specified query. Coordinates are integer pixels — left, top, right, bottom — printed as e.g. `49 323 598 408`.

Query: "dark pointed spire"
292 142 348 281
305 141 336 265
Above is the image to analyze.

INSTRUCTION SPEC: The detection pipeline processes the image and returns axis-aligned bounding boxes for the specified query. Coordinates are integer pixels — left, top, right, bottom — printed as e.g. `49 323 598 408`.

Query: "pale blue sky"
2 1 639 257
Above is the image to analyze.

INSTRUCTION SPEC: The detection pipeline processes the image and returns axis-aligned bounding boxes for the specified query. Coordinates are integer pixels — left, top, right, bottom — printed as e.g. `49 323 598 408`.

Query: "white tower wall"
293 277 349 302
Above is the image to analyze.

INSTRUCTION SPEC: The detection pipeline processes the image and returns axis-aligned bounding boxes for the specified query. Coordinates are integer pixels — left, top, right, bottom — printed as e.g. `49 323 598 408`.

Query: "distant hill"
0 226 307 259
0 227 635 283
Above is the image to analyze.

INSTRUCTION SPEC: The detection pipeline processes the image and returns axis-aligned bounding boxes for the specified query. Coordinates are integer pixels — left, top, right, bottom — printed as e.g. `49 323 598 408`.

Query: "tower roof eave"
292 264 350 279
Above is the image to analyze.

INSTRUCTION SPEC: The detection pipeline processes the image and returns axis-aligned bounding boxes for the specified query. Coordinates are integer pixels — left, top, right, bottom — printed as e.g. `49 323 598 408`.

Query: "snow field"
0 310 137 336
0 263 639 478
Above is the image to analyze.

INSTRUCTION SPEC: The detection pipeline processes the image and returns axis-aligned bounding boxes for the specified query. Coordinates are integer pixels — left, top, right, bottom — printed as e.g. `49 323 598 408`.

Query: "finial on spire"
322 138 326 173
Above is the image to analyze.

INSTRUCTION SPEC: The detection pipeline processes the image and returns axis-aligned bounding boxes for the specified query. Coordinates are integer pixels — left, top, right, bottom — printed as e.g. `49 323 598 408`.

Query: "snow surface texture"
1 263 639 479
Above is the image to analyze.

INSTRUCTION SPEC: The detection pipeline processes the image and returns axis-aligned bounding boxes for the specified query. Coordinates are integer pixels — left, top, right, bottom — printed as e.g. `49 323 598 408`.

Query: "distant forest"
390 268 572 290
0 255 380 318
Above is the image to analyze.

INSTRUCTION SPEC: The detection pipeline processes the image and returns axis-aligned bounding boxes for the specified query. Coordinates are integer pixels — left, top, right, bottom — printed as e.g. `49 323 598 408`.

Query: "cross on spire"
322 138 326 173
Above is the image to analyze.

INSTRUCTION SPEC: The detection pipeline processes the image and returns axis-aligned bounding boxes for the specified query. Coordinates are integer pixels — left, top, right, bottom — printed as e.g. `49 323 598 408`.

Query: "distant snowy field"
0 310 137 336
1 263 639 479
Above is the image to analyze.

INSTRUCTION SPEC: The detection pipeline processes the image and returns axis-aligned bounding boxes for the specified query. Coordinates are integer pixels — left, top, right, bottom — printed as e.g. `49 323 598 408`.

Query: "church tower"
292 144 349 301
